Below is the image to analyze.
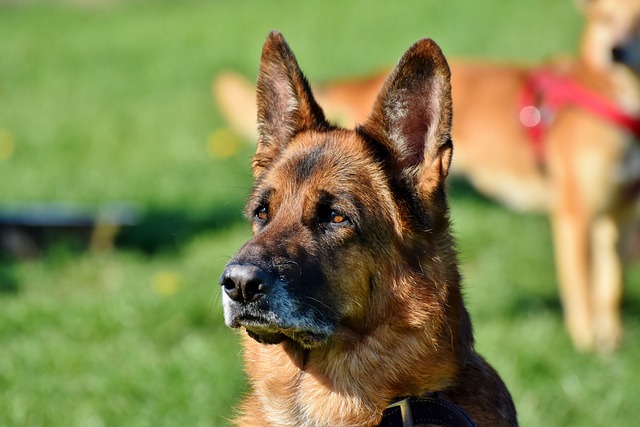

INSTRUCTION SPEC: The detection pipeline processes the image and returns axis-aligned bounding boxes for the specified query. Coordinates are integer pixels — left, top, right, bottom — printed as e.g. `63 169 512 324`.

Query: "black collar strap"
379 395 477 427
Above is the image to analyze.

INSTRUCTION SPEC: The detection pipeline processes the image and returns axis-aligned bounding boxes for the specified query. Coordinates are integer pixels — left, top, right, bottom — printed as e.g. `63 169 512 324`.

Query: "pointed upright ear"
359 38 453 198
253 31 329 177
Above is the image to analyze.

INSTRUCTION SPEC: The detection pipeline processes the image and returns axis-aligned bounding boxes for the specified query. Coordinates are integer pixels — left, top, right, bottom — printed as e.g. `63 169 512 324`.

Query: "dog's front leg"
591 213 624 352
550 191 595 351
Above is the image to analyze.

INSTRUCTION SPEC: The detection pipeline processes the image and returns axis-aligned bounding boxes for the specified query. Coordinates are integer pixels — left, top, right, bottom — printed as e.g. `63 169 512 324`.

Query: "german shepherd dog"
219 31 517 427
215 0 640 353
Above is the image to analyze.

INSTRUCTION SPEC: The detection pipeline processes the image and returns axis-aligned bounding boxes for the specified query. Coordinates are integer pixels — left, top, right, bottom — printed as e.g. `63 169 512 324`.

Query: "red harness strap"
519 69 640 163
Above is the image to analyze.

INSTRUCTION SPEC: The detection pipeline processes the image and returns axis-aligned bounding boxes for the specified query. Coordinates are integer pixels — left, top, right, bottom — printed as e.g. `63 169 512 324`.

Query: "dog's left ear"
360 38 452 198
253 31 329 178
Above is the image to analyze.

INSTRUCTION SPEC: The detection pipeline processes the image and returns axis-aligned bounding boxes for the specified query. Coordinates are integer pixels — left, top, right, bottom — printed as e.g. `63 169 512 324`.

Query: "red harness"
519 69 640 163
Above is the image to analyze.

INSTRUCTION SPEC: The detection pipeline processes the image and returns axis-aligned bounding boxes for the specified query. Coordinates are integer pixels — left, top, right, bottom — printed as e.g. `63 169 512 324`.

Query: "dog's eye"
317 203 350 227
330 211 345 224
255 206 268 222
319 207 348 225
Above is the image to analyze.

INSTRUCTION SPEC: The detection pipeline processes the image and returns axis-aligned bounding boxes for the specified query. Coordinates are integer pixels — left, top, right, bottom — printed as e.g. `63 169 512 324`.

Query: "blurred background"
1 0 638 425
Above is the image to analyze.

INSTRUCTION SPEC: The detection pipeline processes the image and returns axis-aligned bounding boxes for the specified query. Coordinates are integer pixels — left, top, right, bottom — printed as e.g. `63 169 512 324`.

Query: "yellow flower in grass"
0 129 15 161
152 270 182 296
207 128 241 159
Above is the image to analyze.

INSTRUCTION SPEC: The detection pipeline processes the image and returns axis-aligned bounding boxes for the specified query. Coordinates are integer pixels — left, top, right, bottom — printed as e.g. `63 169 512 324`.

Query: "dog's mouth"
232 315 331 348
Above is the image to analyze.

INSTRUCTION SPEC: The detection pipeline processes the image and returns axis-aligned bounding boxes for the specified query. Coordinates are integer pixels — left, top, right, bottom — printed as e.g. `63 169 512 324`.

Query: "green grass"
0 226 249 426
1 0 638 426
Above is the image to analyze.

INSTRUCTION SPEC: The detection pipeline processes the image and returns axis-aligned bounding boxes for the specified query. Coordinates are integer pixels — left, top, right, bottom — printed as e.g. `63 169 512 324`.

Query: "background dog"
219 31 517 426
214 0 640 353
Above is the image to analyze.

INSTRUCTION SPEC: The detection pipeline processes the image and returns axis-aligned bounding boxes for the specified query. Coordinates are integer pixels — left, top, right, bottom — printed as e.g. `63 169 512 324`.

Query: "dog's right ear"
253 31 329 178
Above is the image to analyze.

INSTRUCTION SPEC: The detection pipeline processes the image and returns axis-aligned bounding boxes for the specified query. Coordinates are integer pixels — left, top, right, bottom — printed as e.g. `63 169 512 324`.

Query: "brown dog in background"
219 31 517 426
215 0 640 353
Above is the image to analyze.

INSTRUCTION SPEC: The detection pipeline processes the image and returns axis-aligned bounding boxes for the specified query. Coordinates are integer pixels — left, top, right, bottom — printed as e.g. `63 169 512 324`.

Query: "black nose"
612 45 627 63
219 263 272 303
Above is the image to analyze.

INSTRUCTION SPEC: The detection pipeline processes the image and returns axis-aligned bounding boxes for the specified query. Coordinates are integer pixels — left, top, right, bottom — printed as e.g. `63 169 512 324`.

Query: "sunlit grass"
1 1 638 426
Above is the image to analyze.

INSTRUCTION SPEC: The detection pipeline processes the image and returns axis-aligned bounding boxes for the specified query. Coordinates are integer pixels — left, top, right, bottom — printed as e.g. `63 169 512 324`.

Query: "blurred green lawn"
1 0 639 426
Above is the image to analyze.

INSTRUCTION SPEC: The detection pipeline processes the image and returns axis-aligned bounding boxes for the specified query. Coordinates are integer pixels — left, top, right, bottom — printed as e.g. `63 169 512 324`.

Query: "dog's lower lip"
233 315 272 329
236 316 330 347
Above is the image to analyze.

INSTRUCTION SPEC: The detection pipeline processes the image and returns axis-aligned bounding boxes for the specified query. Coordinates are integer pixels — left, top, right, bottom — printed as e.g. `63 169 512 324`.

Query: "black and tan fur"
219 31 517 426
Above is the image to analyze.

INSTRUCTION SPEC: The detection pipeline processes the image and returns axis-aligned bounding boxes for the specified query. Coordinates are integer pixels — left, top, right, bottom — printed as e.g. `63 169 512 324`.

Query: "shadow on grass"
511 294 563 317
116 200 247 254
0 200 247 259
622 293 640 318
0 201 248 295
0 265 19 294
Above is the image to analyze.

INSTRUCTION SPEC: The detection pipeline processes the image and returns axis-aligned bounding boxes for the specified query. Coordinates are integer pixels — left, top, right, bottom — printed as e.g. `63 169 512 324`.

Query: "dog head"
219 31 456 350
580 0 640 74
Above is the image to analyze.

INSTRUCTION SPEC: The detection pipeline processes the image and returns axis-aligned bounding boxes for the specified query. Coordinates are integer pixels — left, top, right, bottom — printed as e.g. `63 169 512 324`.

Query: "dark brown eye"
256 206 268 221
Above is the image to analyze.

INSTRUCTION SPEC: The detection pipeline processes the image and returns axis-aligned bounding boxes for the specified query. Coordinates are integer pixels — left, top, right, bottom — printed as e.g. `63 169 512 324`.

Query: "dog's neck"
575 56 640 116
240 301 472 427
